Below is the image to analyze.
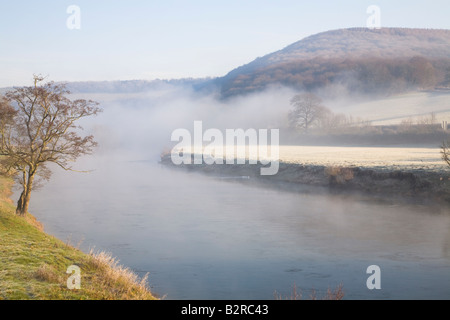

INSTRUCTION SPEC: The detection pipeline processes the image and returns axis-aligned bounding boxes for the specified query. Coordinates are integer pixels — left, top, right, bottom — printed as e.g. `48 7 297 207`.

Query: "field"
327 91 450 126
191 145 448 172
277 145 447 172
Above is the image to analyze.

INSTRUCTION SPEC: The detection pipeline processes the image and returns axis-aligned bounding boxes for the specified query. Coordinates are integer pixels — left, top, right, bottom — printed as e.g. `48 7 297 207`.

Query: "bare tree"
288 93 330 134
0 75 102 216
442 140 450 168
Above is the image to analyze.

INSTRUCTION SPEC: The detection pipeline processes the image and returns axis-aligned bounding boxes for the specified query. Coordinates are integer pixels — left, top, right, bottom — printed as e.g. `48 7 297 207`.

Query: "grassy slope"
0 175 157 300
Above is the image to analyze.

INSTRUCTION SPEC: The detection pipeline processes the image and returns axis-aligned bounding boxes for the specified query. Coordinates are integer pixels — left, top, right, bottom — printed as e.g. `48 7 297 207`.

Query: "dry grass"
325 166 355 184
24 213 44 231
275 283 345 300
310 284 345 300
34 264 63 283
85 249 154 300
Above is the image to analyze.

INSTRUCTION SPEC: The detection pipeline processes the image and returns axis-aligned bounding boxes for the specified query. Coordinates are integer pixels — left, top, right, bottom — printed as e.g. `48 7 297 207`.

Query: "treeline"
317 112 445 136
283 112 450 146
282 129 450 146
286 92 450 146
64 78 212 94
220 56 450 97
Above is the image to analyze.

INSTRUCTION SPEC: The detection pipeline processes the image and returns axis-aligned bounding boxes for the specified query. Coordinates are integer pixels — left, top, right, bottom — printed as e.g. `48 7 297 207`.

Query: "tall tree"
288 93 329 134
0 75 101 216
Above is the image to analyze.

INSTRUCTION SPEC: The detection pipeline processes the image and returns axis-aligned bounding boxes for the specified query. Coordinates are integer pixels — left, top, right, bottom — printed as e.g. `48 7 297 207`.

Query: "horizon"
2 25 450 90
1 0 450 87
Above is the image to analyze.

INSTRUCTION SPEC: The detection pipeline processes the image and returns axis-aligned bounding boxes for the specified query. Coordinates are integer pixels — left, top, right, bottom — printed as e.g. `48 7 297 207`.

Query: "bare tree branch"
288 93 330 134
442 140 450 168
0 75 102 216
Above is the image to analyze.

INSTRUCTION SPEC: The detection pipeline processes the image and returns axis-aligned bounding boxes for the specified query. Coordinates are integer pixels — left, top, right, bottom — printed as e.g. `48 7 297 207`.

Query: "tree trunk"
15 173 34 216
16 188 32 216
16 191 26 216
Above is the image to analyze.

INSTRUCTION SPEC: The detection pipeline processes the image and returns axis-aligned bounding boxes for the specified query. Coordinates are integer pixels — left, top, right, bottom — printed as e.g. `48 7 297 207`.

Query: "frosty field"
277 145 447 172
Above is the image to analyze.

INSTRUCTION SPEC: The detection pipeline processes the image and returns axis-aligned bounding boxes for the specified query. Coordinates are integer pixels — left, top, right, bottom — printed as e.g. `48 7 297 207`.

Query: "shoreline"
160 154 450 204
0 175 157 300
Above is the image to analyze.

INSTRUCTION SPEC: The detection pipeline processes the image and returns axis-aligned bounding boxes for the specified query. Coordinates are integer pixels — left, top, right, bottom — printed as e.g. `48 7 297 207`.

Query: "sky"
0 0 449 87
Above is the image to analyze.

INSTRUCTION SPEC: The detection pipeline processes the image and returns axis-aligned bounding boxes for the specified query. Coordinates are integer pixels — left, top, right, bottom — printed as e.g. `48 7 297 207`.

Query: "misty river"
20 154 450 300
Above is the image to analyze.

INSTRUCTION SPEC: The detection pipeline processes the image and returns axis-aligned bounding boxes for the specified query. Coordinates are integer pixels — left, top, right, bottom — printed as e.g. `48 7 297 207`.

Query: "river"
21 154 450 300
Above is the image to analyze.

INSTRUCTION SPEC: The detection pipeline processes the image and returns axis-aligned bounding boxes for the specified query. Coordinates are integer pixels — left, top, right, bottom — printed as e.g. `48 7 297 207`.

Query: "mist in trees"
220 56 449 98
0 75 102 216
288 93 330 134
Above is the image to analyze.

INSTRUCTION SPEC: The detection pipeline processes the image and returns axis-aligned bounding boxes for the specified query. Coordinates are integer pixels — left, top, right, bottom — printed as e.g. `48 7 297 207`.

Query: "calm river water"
22 155 450 300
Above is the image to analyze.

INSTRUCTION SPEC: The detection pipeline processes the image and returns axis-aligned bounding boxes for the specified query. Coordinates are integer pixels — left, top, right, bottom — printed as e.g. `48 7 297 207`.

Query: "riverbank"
0 175 157 300
160 153 450 204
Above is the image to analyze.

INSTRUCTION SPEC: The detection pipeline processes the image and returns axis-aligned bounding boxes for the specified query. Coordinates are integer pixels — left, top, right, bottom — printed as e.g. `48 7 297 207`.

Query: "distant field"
327 91 450 126
75 89 450 175
277 146 447 172
187 145 448 172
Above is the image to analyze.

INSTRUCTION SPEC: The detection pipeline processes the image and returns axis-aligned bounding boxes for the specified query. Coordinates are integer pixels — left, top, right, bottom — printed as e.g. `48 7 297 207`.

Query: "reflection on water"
23 155 450 300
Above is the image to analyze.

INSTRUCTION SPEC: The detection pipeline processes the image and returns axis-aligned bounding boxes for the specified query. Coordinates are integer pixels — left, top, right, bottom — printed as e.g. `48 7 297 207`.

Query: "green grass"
0 175 157 300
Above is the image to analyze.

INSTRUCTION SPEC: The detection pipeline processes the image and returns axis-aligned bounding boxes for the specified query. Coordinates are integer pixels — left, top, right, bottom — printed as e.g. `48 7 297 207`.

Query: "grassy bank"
0 175 157 300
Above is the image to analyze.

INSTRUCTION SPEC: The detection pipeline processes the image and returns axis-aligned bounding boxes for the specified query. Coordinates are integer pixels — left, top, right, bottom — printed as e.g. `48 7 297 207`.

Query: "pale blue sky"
1 0 449 87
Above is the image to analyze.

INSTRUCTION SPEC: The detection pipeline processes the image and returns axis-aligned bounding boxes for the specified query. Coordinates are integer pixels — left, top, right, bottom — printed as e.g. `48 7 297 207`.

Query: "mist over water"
17 85 450 299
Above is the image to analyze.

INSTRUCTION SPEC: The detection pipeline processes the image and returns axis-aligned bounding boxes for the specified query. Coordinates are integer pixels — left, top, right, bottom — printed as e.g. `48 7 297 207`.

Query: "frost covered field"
326 91 450 125
191 145 447 172
278 145 447 172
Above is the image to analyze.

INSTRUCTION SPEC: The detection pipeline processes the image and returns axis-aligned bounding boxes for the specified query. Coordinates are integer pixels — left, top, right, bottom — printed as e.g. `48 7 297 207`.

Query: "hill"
215 28 450 97
3 28 450 100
